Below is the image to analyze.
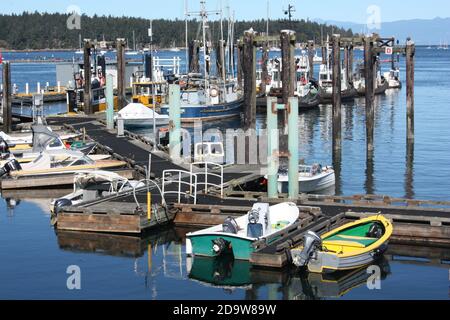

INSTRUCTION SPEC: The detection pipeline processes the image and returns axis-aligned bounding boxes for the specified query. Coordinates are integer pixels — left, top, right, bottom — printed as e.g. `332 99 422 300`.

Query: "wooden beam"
83 40 93 114
116 39 126 110
242 29 257 129
406 39 415 144
364 36 375 152
2 62 12 133
332 34 342 151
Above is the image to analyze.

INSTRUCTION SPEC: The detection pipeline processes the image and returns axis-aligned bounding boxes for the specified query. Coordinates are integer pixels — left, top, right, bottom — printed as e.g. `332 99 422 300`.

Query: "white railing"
162 170 197 204
190 162 224 198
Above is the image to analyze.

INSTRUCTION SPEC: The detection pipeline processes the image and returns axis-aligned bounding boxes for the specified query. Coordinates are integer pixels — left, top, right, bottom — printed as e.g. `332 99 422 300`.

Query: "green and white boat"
186 202 300 260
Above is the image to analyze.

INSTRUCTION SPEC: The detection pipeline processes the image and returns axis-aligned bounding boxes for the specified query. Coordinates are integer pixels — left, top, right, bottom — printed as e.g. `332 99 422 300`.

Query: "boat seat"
323 235 379 248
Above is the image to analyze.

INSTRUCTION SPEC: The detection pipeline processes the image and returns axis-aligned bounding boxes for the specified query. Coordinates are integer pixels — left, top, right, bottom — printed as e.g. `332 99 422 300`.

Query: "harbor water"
0 48 449 299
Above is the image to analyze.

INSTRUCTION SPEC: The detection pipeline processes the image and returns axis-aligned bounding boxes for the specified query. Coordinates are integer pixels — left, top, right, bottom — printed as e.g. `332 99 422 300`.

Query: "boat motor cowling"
0 159 22 178
212 238 232 256
293 231 322 267
53 198 73 215
0 137 10 154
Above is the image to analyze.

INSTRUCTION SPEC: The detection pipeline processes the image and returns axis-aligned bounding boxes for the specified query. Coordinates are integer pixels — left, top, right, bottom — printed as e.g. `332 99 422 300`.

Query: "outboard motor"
293 231 322 267
247 208 263 238
211 238 232 256
0 159 22 178
0 137 10 156
53 198 73 215
366 223 384 239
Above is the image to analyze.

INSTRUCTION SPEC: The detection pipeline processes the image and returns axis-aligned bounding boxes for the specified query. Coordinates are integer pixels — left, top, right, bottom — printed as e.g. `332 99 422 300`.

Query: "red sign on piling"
385 47 393 55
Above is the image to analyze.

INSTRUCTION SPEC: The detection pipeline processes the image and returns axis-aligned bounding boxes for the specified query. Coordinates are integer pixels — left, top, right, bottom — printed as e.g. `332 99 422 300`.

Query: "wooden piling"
83 40 92 115
280 30 296 104
216 40 226 81
2 62 12 133
307 40 315 78
406 39 415 144
242 29 257 129
332 34 342 151
348 44 354 84
236 41 244 89
344 45 349 83
364 36 375 152
321 46 327 65
260 42 269 96
189 40 200 73
116 39 126 110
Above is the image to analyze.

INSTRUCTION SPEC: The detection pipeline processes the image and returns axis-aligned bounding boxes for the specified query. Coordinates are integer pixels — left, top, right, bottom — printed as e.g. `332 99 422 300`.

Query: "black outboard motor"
366 223 384 239
53 198 73 215
0 159 22 178
0 137 10 154
292 231 322 268
211 238 232 257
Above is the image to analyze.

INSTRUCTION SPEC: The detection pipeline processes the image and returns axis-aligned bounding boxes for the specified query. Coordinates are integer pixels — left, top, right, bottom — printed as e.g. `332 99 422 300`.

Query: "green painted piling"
169 84 181 162
266 96 279 199
288 97 299 200
106 74 114 130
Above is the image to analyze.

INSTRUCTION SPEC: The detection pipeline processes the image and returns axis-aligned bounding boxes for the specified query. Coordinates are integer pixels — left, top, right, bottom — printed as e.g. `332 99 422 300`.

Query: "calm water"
1 48 450 299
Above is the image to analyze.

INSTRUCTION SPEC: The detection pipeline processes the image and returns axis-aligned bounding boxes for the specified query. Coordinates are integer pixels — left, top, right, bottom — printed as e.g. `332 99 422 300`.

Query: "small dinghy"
115 103 169 128
268 164 335 194
291 215 393 273
186 202 299 260
51 170 145 213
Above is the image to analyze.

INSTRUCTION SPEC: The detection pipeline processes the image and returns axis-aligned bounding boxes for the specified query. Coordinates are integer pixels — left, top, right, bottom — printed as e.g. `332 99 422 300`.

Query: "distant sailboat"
75 34 83 54
125 31 140 55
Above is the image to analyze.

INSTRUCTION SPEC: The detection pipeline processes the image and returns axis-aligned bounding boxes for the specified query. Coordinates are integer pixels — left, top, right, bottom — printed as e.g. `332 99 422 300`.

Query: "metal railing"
162 170 198 204
190 162 224 198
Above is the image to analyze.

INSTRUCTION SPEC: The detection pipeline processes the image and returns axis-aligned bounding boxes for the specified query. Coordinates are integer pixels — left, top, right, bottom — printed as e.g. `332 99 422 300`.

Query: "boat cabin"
194 142 225 164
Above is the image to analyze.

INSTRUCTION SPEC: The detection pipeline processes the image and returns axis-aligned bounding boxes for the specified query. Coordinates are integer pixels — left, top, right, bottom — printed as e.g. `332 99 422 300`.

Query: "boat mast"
201 1 209 93
185 0 190 74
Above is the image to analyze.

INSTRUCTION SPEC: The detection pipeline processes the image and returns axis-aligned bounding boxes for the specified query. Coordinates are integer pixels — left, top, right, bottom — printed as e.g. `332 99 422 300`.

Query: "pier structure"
83 39 94 115
116 38 127 111
328 35 415 155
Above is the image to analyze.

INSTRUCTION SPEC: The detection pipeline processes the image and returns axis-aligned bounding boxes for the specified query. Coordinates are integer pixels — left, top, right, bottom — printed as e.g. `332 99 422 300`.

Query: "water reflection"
187 255 391 300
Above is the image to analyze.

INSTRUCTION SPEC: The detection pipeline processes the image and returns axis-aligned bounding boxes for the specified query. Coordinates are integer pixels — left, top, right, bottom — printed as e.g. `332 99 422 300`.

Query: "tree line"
0 12 354 50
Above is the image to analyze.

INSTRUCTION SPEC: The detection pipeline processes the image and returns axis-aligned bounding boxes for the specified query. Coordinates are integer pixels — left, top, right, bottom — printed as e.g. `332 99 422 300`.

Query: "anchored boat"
291 215 393 273
277 164 335 194
51 170 145 214
186 202 300 260
115 103 169 128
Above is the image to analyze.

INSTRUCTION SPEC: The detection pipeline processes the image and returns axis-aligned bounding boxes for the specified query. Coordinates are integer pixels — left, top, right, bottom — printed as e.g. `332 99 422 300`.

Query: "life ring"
210 88 219 98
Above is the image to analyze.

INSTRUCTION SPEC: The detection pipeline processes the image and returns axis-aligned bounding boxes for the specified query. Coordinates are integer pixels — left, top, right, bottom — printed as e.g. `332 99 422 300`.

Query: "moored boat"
115 103 169 128
291 215 393 273
186 202 300 260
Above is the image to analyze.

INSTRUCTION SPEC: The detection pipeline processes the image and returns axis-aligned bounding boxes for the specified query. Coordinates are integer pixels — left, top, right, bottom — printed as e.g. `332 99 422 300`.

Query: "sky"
1 0 449 23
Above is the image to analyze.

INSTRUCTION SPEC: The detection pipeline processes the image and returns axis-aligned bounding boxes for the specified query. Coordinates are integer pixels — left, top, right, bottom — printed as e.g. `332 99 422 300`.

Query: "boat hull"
186 234 255 260
278 171 336 193
160 98 243 122
307 242 388 273
319 87 357 103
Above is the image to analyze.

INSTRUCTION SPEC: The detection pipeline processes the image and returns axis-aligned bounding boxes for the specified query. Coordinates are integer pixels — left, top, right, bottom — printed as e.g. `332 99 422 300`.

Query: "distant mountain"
314 17 450 45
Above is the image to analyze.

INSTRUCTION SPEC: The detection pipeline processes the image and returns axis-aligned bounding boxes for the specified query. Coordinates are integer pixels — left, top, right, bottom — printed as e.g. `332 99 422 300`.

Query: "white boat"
383 68 402 89
51 170 145 213
0 150 125 179
270 47 281 52
194 141 225 164
275 164 335 194
115 103 169 128
186 202 300 260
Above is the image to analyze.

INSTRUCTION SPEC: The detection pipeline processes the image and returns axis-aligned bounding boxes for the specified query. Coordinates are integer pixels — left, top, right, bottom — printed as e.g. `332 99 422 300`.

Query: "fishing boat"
2 125 96 163
0 150 126 179
274 164 335 194
159 1 243 122
291 215 393 273
318 36 357 103
51 170 145 213
186 202 300 260
353 62 389 95
115 103 169 128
